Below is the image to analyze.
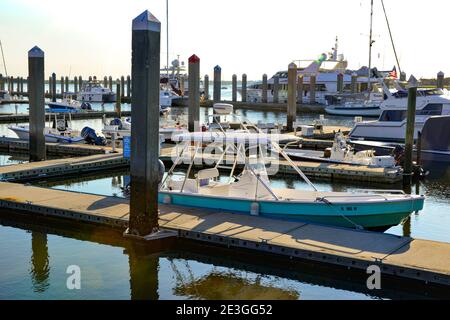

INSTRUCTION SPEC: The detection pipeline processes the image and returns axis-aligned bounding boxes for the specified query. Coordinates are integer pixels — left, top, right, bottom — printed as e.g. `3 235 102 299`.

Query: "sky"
0 0 446 80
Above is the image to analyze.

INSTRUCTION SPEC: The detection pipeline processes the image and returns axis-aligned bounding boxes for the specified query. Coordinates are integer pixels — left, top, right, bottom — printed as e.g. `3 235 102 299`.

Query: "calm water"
0 100 449 300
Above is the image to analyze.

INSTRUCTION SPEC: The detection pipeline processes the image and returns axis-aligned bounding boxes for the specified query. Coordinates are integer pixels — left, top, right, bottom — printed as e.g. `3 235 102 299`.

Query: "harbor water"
0 92 449 300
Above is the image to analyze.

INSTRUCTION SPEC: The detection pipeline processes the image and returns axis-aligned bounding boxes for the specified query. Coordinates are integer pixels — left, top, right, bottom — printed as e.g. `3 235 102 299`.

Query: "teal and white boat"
159 123 424 231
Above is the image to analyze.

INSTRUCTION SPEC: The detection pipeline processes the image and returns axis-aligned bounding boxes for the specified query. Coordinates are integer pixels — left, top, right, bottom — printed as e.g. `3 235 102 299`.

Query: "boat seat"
196 168 219 187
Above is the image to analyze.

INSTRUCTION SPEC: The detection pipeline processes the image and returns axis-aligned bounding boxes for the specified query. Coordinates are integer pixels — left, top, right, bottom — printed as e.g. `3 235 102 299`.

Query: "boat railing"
352 189 406 195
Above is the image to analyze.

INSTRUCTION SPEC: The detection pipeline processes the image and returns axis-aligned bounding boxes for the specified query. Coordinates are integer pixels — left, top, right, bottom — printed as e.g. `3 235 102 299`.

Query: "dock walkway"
0 111 131 124
0 181 448 286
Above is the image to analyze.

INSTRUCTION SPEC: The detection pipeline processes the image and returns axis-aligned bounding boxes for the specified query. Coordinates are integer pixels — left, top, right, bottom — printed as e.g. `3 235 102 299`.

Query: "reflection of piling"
31 232 50 293
128 247 159 300
273 75 279 104
241 74 247 103
403 86 417 187
128 10 162 236
28 46 46 162
232 74 237 102
262 74 268 103
213 65 222 103
188 55 200 132
287 63 297 132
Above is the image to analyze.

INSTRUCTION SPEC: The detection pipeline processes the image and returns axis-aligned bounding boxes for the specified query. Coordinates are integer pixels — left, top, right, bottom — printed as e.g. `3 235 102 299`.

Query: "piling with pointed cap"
273 75 279 104
213 65 221 102
231 74 237 102
204 75 209 100
297 74 304 104
310 75 316 104
287 63 297 132
262 74 268 103
188 54 200 132
51 73 56 102
241 74 247 103
437 71 445 89
28 46 46 162
404 83 418 187
126 75 131 98
128 10 162 237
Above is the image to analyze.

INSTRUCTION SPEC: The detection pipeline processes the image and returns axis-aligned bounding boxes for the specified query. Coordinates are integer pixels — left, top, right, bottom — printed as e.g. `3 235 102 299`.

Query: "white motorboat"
9 114 85 144
48 94 92 112
0 90 12 103
213 103 233 115
349 88 450 142
77 80 116 103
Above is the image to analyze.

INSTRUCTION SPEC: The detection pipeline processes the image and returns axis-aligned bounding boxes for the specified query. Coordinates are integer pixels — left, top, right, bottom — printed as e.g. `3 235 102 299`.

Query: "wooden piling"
65 76 69 93
437 71 444 89
287 63 297 132
351 73 358 93
51 73 56 102
404 86 417 186
241 74 247 103
126 75 131 98
232 74 237 102
297 74 303 104
262 74 268 103
115 80 121 117
310 75 316 104
120 76 125 99
188 54 200 132
273 75 279 104
103 76 107 88
213 65 222 102
28 47 46 162
108 76 113 91
128 10 162 237
0 74 3 91
74 76 78 92
204 75 209 100
337 73 344 93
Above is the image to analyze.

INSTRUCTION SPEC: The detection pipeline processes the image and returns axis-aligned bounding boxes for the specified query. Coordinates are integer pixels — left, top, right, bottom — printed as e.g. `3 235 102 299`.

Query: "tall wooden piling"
404 86 417 186
204 75 209 100
28 46 46 162
188 54 200 132
115 80 121 117
241 74 247 103
232 74 237 102
437 71 444 89
0 74 3 91
128 10 162 237
287 63 297 132
51 73 56 102
103 76 107 88
74 76 78 92
273 75 279 104
65 76 69 93
20 77 24 94
16 77 20 93
126 75 131 98
213 65 221 103
297 74 303 104
262 74 268 103
108 76 113 90
310 75 316 104
60 77 64 95
79 76 83 91
351 73 358 93
88 76 92 82
337 73 344 93
120 76 125 99
9 76 13 93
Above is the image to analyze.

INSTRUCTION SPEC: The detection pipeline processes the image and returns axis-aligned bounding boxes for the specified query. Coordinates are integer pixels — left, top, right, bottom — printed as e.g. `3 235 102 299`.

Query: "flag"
388 67 398 79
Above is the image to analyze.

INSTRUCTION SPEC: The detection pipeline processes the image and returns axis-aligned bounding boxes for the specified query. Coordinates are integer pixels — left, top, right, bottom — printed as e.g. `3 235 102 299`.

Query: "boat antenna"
367 0 374 98
0 40 8 77
381 0 402 77
166 0 169 82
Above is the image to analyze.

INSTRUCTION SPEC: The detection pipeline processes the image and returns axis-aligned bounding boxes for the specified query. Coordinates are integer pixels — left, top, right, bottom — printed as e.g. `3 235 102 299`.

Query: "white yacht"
349 88 450 142
77 81 116 103
48 94 92 112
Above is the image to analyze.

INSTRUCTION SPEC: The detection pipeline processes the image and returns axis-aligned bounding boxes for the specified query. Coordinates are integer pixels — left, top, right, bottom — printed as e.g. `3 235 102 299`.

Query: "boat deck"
0 181 448 287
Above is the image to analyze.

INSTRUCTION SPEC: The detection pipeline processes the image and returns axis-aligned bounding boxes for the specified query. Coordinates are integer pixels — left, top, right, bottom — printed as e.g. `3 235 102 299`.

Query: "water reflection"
128 249 159 300
30 232 50 293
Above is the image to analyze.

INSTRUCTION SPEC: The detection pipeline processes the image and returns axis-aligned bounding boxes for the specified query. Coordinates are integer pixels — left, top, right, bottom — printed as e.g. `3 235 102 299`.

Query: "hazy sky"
0 0 445 80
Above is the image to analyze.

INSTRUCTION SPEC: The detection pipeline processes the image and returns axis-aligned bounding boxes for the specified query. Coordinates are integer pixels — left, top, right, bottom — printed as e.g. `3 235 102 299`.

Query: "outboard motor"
81 127 106 146
81 102 92 110
109 118 123 130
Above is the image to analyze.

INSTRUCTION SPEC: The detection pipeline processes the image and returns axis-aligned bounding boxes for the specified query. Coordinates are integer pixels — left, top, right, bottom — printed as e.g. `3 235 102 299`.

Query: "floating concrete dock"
0 181 448 287
0 110 131 124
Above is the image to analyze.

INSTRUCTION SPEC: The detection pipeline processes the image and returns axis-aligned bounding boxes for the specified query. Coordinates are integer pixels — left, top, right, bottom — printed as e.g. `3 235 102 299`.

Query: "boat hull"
9 127 85 144
159 191 424 230
325 106 381 117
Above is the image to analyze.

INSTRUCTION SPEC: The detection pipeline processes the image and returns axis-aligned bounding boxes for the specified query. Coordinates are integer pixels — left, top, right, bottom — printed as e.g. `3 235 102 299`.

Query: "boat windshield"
379 110 407 122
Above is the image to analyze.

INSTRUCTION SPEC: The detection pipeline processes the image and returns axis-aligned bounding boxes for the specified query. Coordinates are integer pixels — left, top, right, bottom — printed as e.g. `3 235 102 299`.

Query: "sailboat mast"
368 0 374 94
0 40 8 77
381 0 402 76
166 0 169 81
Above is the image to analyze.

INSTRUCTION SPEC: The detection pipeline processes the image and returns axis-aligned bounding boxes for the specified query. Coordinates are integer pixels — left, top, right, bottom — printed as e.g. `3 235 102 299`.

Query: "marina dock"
0 181 448 287
0 110 131 124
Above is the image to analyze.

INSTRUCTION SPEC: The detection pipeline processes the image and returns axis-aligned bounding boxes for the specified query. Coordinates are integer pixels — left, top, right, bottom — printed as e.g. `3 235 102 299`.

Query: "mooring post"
241 74 247 103
9 76 13 93
400 72 407 82
20 77 24 94
108 76 113 90
16 77 20 93
204 74 209 100
51 73 56 102
28 47 46 162
126 75 131 98
287 63 297 132
88 76 92 82
120 76 125 99
127 10 162 237
65 76 69 93
351 72 358 93
262 74 268 103
188 54 200 132
79 76 83 91
273 75 279 104
213 65 221 103
0 74 3 91
231 74 237 102
337 73 344 93
404 86 417 187
297 74 303 104
103 76 108 88
115 79 121 117
60 76 64 95
310 75 316 104
74 76 78 92
437 71 444 89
